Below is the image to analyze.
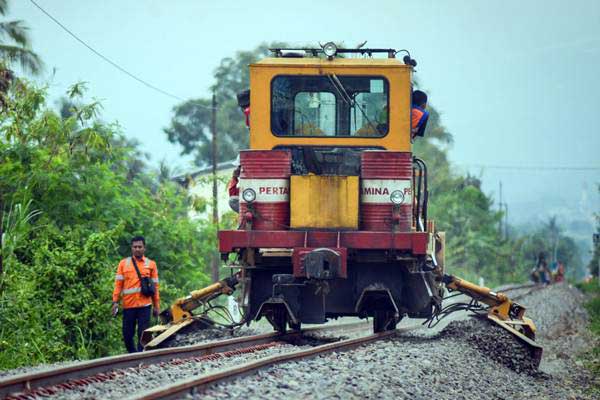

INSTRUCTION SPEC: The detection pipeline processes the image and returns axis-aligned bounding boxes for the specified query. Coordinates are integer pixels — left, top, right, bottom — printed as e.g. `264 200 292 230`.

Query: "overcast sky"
10 0 600 221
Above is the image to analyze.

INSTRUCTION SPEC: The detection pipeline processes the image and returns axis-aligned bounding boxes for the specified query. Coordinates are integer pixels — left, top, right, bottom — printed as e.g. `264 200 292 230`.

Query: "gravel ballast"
1 283 596 399
197 282 597 400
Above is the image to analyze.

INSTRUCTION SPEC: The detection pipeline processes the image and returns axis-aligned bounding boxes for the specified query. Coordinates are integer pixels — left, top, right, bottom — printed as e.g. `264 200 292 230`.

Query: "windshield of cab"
270 75 389 137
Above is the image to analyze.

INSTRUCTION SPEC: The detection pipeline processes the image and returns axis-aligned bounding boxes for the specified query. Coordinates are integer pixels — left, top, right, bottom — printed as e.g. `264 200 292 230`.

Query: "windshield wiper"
327 74 351 106
328 73 381 135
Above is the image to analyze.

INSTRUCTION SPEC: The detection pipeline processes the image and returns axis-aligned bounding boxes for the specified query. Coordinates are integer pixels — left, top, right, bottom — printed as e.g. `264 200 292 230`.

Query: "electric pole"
504 202 509 240
498 181 503 238
211 92 219 282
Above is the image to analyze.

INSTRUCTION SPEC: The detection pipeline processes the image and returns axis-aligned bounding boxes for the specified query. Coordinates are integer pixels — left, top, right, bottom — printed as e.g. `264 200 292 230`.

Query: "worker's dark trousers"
122 305 151 353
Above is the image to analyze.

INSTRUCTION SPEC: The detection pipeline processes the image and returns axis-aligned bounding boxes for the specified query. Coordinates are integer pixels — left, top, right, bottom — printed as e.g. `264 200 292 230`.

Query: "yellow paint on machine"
290 175 359 229
248 57 413 152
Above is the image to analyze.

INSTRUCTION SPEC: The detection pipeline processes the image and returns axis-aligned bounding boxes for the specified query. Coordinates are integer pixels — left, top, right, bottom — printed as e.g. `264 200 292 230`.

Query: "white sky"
10 0 600 219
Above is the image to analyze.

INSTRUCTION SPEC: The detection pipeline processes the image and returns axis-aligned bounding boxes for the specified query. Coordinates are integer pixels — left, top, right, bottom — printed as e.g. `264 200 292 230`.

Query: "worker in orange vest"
411 90 429 139
112 236 160 352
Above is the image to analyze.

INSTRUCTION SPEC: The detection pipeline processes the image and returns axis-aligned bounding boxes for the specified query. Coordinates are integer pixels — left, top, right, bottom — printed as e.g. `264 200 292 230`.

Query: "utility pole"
211 92 219 283
595 234 600 286
552 220 559 265
498 181 503 238
504 203 509 240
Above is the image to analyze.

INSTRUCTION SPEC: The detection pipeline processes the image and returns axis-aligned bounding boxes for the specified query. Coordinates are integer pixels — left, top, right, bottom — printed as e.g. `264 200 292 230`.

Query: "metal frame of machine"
219 44 443 333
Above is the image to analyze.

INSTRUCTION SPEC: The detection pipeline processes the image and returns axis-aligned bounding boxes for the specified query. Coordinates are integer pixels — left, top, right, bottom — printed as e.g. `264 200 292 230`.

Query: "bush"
576 278 600 390
0 81 213 370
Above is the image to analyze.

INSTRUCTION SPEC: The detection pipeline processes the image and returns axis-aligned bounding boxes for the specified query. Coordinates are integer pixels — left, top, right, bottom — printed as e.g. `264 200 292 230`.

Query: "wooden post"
498 181 503 238
211 93 219 282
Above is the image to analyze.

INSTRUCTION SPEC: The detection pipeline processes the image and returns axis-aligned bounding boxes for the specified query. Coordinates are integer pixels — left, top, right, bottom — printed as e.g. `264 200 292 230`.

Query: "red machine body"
360 151 413 232
239 150 291 230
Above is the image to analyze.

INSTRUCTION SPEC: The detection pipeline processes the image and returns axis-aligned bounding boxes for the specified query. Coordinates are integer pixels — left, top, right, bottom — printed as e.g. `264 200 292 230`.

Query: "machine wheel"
289 320 301 331
271 308 288 333
373 310 397 333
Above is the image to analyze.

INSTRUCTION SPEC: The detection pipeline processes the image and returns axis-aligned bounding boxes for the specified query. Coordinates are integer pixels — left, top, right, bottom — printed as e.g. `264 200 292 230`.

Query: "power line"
29 0 184 101
458 164 600 171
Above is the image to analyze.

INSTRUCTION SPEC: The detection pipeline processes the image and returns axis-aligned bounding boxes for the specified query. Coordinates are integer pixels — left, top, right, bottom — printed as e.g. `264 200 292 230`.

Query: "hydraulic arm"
440 274 543 365
141 275 239 349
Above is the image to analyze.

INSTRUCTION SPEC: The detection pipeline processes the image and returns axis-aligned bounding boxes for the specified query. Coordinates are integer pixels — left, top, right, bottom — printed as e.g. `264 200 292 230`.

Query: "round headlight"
390 190 405 205
323 42 337 58
242 188 256 203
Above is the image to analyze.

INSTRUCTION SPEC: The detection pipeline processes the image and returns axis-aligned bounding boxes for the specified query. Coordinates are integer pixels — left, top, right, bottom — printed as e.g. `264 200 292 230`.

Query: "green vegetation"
578 196 600 391
576 279 600 393
0 79 213 369
413 97 582 286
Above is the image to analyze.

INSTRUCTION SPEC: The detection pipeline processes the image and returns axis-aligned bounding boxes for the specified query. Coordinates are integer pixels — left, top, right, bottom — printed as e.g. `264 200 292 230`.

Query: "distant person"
530 252 546 284
554 261 565 282
227 164 241 213
542 264 552 285
112 236 160 353
530 266 540 284
535 252 551 285
237 89 250 128
411 90 429 139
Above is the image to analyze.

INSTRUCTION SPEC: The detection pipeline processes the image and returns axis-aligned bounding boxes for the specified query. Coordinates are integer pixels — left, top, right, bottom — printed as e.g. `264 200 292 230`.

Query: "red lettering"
259 187 266 194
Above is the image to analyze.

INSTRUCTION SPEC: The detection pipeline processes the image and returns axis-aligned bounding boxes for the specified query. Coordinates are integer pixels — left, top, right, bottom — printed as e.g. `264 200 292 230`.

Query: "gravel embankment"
197 283 597 400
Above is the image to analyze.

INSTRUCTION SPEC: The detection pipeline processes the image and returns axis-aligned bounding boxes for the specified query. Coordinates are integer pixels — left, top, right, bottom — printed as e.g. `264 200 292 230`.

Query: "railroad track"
1 285 548 399
0 320 387 400
497 282 546 301
128 328 411 400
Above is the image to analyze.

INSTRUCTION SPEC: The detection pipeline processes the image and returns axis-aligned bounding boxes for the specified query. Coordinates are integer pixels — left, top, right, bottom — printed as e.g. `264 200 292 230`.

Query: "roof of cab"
252 57 410 68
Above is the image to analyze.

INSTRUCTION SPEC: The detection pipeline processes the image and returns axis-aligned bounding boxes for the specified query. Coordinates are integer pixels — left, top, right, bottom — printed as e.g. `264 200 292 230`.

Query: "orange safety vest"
411 106 429 138
112 256 160 309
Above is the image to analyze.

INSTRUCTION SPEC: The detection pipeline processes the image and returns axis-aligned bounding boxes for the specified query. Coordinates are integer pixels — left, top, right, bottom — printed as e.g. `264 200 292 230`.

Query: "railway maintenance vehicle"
142 43 542 367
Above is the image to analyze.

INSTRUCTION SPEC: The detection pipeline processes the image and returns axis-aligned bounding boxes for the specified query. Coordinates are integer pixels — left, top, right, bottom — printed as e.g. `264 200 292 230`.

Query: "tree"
0 80 214 369
164 42 286 167
0 0 42 75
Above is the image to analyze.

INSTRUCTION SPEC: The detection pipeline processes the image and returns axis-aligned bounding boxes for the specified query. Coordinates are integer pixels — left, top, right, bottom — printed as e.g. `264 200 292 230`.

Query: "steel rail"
129 326 420 400
0 332 290 398
0 320 371 398
499 283 546 302
497 283 538 292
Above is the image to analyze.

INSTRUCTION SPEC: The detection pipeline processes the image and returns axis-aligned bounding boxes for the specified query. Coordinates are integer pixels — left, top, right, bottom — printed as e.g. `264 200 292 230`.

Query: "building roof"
172 159 237 187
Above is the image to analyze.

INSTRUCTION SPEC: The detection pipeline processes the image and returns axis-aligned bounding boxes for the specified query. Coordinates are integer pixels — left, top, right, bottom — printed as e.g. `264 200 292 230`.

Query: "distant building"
173 160 237 220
